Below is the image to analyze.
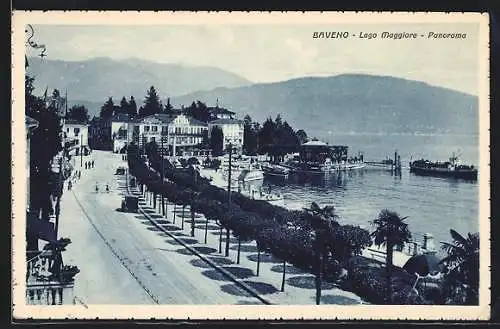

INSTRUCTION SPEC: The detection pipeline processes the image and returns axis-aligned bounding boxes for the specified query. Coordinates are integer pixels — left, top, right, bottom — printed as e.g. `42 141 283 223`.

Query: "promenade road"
58 150 263 305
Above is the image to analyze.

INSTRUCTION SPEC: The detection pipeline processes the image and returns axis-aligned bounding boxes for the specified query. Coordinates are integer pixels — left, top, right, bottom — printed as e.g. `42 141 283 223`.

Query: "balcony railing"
26 282 75 305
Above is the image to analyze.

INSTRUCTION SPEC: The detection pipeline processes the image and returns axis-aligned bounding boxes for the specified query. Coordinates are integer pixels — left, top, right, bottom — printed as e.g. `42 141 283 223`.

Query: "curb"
125 175 273 305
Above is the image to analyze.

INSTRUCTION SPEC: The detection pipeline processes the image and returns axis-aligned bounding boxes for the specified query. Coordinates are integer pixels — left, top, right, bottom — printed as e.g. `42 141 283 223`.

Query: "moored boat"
238 168 264 182
249 188 284 204
409 154 477 181
261 163 290 178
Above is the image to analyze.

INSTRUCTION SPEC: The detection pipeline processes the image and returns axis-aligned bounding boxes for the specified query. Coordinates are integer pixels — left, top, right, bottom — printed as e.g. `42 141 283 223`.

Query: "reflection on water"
239 168 479 256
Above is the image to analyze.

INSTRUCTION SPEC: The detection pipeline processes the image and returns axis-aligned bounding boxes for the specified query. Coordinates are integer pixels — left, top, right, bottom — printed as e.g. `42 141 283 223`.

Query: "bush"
342 256 433 304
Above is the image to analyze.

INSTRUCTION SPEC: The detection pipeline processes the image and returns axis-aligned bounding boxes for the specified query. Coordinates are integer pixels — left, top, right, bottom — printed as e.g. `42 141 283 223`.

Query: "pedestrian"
68 181 72 190
92 160 95 168
85 162 88 170
78 170 81 179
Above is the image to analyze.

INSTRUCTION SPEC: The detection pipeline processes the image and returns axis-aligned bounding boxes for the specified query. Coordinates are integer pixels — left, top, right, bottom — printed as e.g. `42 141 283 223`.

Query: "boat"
261 163 290 178
249 188 284 203
238 168 264 182
409 154 477 181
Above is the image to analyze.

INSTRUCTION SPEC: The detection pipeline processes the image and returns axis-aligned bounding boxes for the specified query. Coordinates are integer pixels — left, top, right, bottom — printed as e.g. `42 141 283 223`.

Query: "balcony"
26 238 79 305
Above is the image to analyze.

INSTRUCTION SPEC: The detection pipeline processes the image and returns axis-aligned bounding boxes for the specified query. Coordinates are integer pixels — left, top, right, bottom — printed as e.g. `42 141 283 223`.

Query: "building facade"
26 116 39 213
208 118 244 153
111 113 132 153
63 120 89 156
129 113 210 157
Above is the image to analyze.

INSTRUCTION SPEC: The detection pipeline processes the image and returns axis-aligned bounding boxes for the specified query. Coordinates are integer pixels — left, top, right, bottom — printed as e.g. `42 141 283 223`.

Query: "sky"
29 23 481 95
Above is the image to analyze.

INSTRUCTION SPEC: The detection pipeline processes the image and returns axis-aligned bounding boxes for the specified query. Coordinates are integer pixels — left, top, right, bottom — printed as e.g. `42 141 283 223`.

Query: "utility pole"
161 131 165 216
225 142 232 257
55 156 63 240
80 133 83 167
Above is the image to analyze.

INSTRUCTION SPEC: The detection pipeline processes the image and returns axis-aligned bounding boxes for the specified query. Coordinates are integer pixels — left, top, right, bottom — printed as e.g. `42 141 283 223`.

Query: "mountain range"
172 75 478 136
27 56 252 103
26 57 478 136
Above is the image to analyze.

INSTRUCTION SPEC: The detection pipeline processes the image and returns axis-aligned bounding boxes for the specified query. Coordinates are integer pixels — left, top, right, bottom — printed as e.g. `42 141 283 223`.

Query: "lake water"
246 133 481 256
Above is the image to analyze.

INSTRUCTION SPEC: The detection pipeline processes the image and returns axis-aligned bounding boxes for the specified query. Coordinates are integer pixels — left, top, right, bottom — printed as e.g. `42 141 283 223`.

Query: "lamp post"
80 133 83 167
224 142 233 257
54 156 63 240
161 130 165 216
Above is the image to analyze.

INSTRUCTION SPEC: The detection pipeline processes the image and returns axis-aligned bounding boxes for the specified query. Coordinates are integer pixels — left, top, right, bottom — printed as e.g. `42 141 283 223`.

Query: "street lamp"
80 133 83 167
160 130 166 216
224 142 235 257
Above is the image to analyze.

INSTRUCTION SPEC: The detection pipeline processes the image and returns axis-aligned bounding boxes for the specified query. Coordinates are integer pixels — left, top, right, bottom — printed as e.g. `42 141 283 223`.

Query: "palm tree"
370 209 412 303
439 229 479 305
303 202 340 305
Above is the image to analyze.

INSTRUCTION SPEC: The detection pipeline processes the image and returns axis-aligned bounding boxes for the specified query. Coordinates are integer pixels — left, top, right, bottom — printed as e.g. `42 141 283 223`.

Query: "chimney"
423 233 436 253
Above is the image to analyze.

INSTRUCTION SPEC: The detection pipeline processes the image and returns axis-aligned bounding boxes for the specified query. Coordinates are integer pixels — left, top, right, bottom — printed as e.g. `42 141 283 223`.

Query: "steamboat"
409 153 477 181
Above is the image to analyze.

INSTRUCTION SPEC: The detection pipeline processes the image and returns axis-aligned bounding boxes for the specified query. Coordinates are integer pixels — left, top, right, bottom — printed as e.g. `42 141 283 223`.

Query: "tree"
210 126 224 156
26 75 63 224
140 86 162 117
439 229 479 305
296 129 308 144
184 100 211 122
100 97 115 119
370 209 412 303
66 105 89 123
257 117 276 156
164 97 173 115
243 115 258 156
303 202 340 304
118 97 129 115
128 96 138 118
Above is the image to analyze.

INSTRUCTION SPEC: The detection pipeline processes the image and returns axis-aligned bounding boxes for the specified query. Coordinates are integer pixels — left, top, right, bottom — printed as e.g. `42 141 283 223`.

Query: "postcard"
12 11 490 320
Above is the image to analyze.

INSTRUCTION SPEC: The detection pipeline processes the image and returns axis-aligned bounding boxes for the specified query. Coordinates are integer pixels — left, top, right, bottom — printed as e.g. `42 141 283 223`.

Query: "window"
66 128 70 133
144 126 150 132
74 127 80 135
151 137 156 143
152 125 158 132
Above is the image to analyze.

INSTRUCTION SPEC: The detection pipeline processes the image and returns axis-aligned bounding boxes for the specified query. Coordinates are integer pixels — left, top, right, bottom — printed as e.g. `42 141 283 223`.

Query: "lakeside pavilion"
299 141 349 164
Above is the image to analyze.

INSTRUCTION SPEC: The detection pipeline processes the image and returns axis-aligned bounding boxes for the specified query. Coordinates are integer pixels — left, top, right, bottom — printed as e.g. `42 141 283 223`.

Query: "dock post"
393 151 398 175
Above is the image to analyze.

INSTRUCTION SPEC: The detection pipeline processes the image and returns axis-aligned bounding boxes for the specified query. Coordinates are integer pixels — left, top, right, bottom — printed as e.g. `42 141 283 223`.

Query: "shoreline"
198 166 417 268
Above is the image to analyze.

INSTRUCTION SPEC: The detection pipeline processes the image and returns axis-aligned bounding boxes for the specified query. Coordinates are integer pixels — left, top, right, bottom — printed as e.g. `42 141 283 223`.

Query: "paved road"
58 151 263 305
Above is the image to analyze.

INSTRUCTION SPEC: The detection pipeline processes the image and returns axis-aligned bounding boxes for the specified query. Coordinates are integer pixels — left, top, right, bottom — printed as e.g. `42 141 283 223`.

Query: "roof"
134 113 208 126
134 113 173 124
25 116 39 128
302 140 328 146
111 113 133 123
64 119 88 126
208 106 235 115
209 118 243 125
186 116 208 127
